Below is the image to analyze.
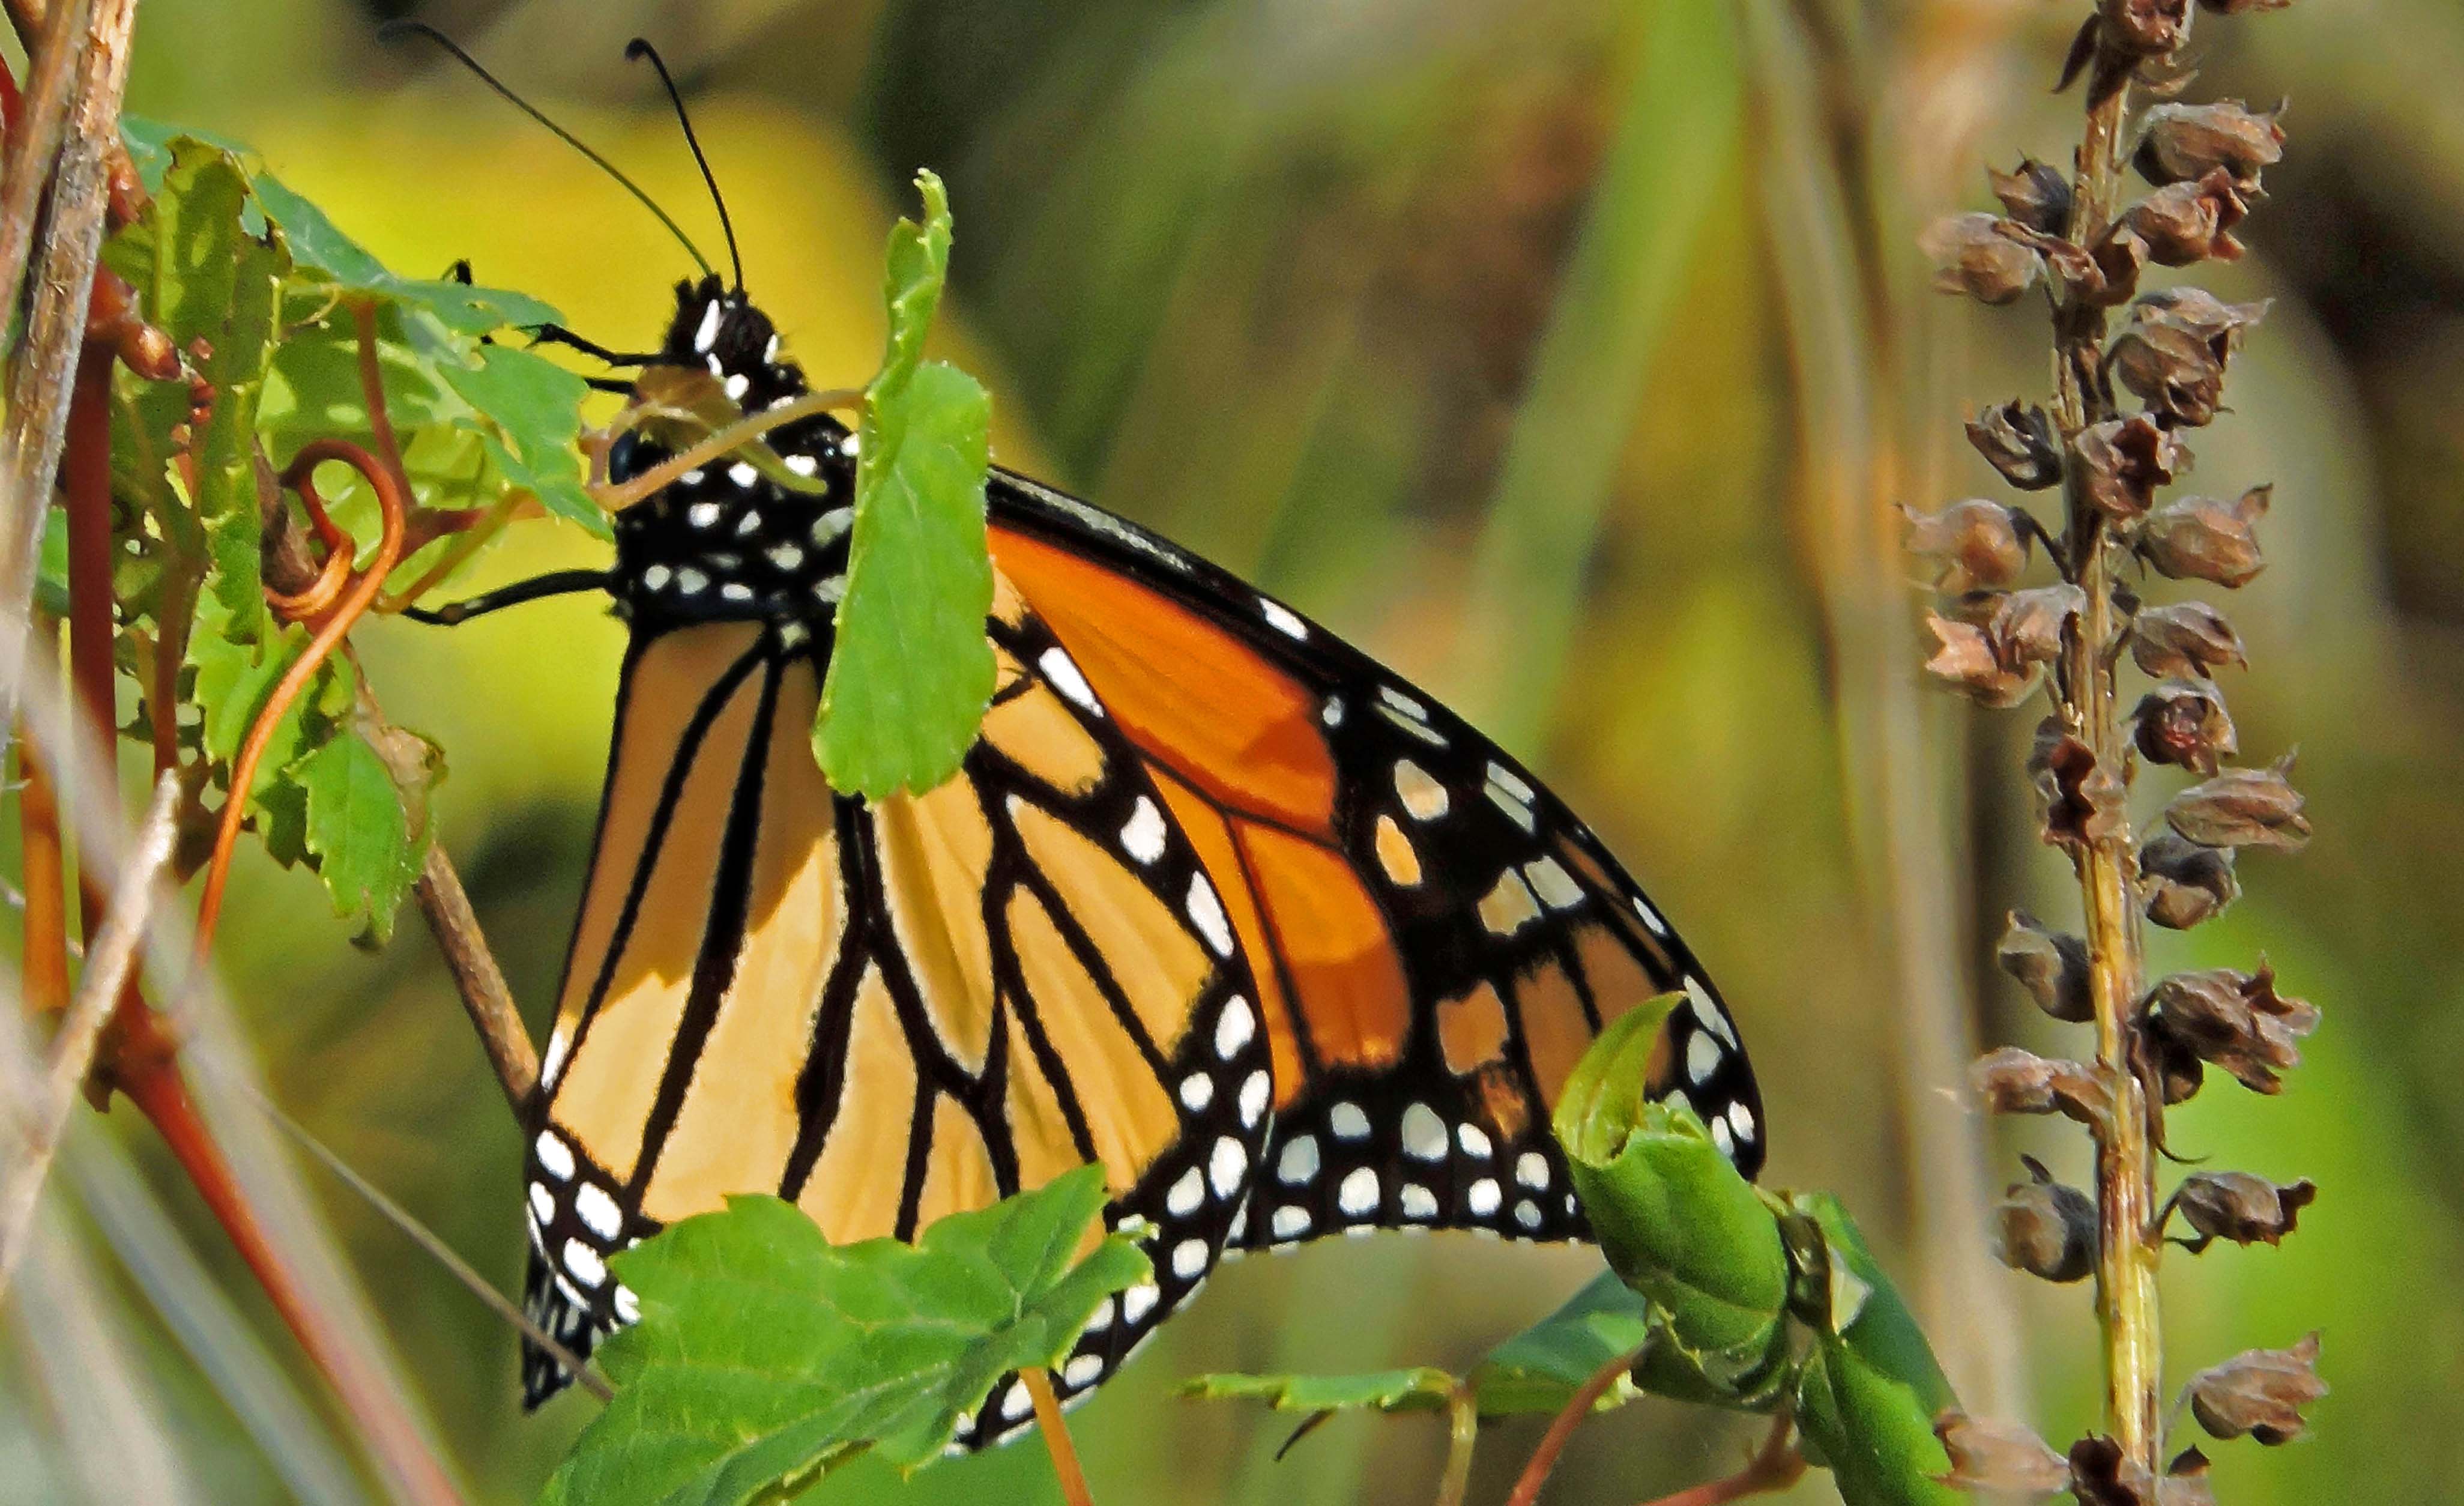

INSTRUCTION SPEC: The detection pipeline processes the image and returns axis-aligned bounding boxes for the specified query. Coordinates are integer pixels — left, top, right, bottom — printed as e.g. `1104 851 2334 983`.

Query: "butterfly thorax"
605 276 855 644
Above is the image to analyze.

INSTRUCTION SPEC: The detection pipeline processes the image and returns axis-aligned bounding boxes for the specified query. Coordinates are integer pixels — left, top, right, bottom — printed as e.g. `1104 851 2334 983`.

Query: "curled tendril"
193 438 405 957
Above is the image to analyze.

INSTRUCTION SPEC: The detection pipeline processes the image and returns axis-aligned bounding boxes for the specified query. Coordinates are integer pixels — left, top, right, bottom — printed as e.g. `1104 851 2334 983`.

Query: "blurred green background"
7 0 2460 1501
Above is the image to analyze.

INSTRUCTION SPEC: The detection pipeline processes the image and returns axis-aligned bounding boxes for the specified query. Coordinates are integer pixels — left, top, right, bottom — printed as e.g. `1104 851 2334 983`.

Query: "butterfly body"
518 277 1763 1448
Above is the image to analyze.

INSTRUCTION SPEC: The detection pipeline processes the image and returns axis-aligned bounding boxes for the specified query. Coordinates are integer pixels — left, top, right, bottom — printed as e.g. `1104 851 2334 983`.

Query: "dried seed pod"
2030 722 2127 847
1996 584 2086 667
2131 600 2246 678
2141 961 2319 1094
1934 1412 2071 1495
2132 678 2238 775
2135 100 2287 187
2166 752 2309 851
2140 827 2242 928
2101 0 2193 56
1995 910 2093 1021
1924 611 2039 708
2162 1451 2218 1506
1921 213 2043 305
2068 1436 2159 1506
2185 1332 2326 1445
1966 400 2063 489
1988 159 2074 235
1903 498 2031 591
2168 1170 2316 1251
2074 416 2188 521
1994 1154 2097 1283
2109 318 2226 425
2136 285 2271 354
2120 169 2251 265
1972 1045 2111 1126
2140 485 2269 585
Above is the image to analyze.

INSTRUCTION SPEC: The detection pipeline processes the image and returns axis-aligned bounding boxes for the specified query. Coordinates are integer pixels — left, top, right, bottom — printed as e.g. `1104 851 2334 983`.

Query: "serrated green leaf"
1787 1194 1960 1506
538 1166 1148 1506
1180 1368 1457 1415
815 355 994 799
441 344 602 534
1551 999 1789 1391
812 171 993 799
296 726 438 946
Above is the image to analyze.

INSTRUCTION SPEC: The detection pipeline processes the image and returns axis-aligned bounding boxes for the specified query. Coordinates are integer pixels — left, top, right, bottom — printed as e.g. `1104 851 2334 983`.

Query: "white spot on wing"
1120 797 1167 865
1189 878 1236 959
1400 1184 1439 1220
1394 761 1449 821
1179 1073 1215 1111
1457 1123 1493 1160
727 461 758 488
1329 1102 1370 1141
1685 976 1740 1047
1270 1205 1311 1241
562 1239 606 1288
1237 1070 1269 1128
1064 1353 1105 1389
1400 1103 1447 1162
534 1131 575 1181
1686 1029 1722 1087
1167 1167 1203 1218
692 299 722 352
1336 1167 1380 1218
1277 1134 1319 1185
1524 857 1584 910
1259 598 1308 639
1467 1179 1502 1216
574 1184 623 1241
1039 647 1102 716
1213 994 1254 1057
1208 1137 1247 1199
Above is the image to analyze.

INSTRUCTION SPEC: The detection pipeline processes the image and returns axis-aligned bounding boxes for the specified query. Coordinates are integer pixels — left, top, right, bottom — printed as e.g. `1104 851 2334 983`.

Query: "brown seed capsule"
2109 319 2225 426
2120 169 2251 265
2130 600 2246 679
1965 401 2063 490
1995 1154 2095 1283
1997 584 2086 667
1995 910 2093 1021
1920 213 2043 306
2163 1450 2218 1506
1972 1045 2111 1126
2135 100 2287 187
2139 827 2242 929
2136 286 2271 355
1934 1413 2071 1495
2031 722 2127 848
2140 961 2319 1094
2140 485 2268 585
1903 498 2031 592
1988 159 2074 235
2185 1332 2325 1445
1923 612 2038 708
2168 1170 2316 1252
2132 679 2238 775
2103 0 2193 55
2166 752 2308 851
2074 416 2188 521
2068 1436 2159 1506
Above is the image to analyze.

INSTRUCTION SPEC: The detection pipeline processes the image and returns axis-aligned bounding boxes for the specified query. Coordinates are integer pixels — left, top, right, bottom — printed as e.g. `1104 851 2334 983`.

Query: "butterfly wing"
987 472 1763 1253
520 581 1274 1445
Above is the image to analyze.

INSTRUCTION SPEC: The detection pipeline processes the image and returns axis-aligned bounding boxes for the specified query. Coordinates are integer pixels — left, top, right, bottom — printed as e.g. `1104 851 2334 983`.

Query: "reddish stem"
64 347 115 916
192 439 405 955
111 1012 464 1506
1635 1411 1804 1506
16 615 70 1014
1024 1368 1096 1506
1504 1346 1647 1506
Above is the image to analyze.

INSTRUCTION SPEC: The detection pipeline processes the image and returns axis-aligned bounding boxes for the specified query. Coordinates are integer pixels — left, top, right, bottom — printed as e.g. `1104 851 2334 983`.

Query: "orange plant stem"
191 439 404 956
62 349 114 920
1503 1345 1646 1506
16 616 70 1013
1023 1368 1096 1506
112 1014 464 1506
1635 1411 1803 1506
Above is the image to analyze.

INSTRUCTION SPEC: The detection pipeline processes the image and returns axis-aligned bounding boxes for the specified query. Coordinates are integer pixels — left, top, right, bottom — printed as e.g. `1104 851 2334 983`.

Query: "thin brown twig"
0 0 130 746
0 0 143 226
0 0 88 319
1503 1344 1647 1506
1024 1367 1096 1506
16 616 72 1011
0 770 178 1293
1635 1410 1804 1506
412 843 537 1110
590 386 862 513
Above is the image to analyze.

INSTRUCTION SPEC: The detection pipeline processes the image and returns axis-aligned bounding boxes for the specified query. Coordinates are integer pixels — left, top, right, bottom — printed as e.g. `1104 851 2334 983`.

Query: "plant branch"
588 386 860 513
0 0 130 745
0 769 177 1293
1503 1343 1646 1506
1024 1367 1096 1506
16 616 71 1012
2050 68 2166 1472
1636 1410 1803 1506
0 0 88 318
412 843 537 1110
1434 1379 1476 1506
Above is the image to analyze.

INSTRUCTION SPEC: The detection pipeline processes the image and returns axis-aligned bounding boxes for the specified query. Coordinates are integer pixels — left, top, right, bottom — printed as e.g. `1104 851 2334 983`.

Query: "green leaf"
1180 1368 1458 1416
1551 998 1790 1398
538 1166 1148 1506
1787 1193 1961 1506
296 725 439 946
813 180 995 800
439 344 602 534
1470 1272 1655 1417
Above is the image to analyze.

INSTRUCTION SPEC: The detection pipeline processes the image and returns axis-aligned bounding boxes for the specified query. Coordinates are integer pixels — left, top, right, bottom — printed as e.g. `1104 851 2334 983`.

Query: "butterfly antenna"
379 20 715 280
624 38 744 294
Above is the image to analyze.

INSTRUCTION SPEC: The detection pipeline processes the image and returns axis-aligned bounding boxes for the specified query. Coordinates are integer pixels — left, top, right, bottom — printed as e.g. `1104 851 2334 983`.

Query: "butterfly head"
606 277 856 640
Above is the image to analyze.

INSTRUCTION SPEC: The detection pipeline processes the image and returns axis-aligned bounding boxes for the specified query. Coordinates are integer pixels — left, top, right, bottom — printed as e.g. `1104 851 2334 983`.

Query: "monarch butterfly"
498 276 1765 1449
396 26 1765 1451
